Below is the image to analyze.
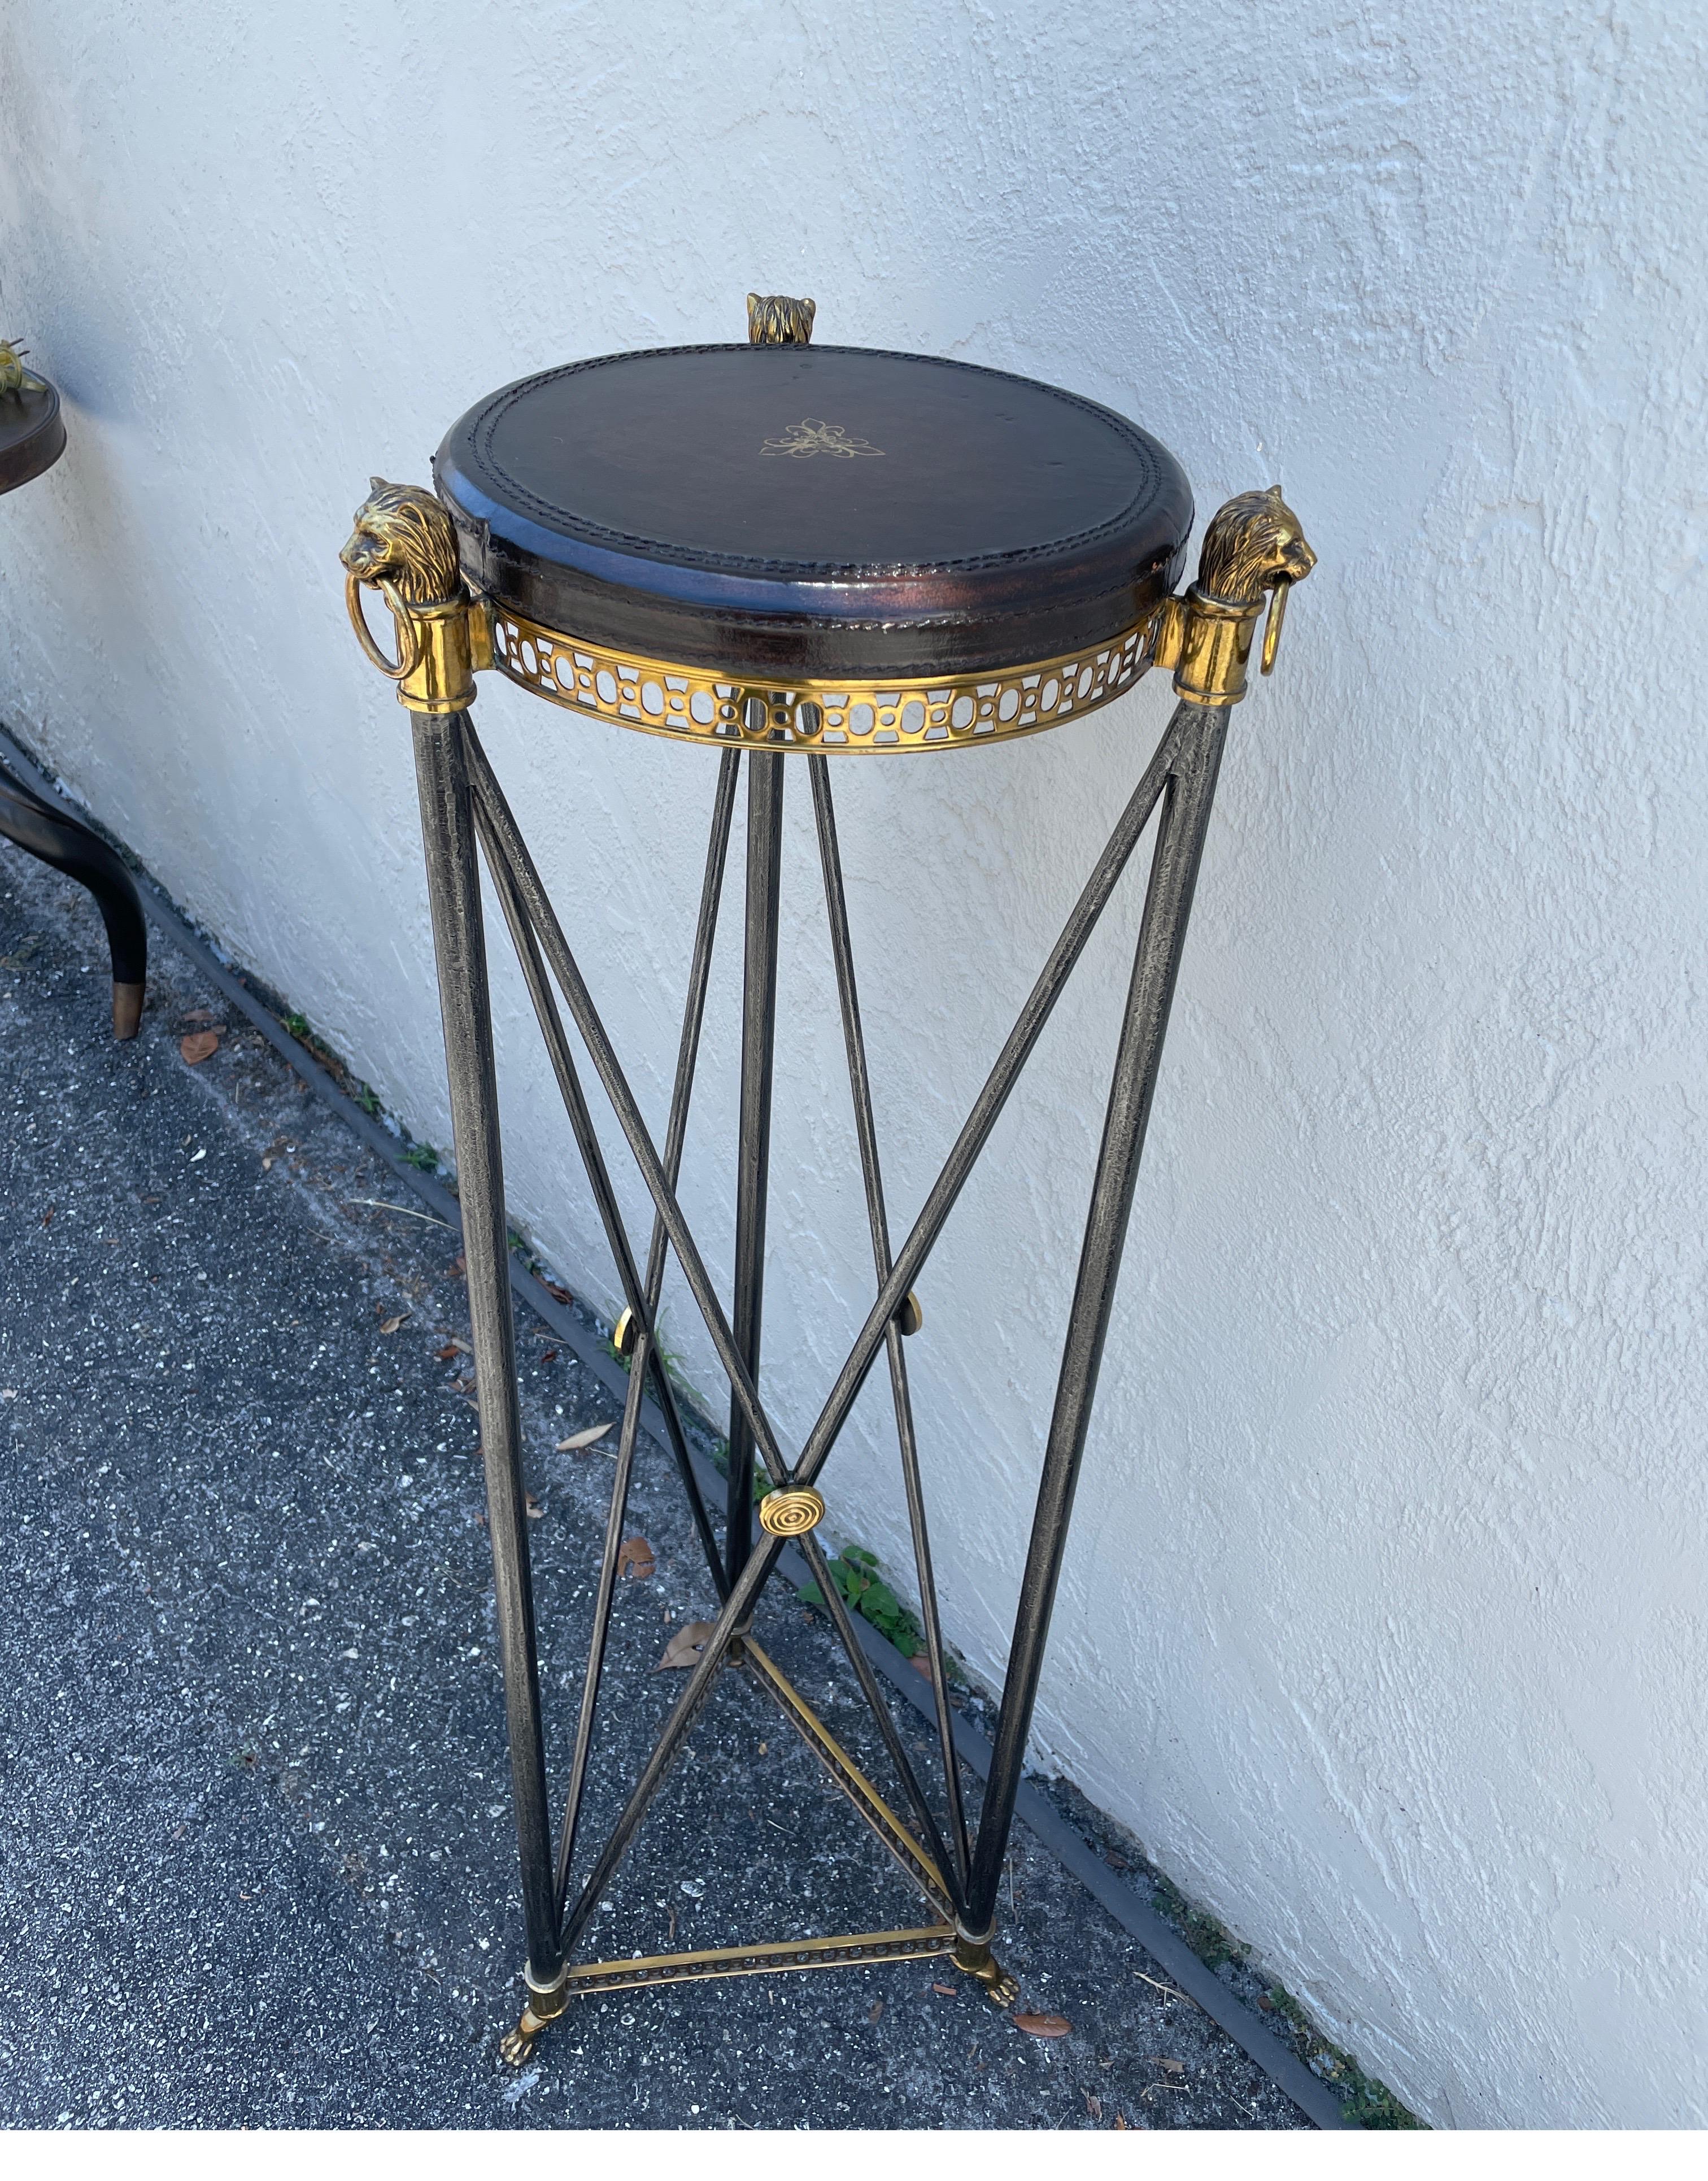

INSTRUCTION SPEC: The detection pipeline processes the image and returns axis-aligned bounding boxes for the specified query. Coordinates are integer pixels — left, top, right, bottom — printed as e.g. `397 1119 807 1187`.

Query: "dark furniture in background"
0 364 146 1038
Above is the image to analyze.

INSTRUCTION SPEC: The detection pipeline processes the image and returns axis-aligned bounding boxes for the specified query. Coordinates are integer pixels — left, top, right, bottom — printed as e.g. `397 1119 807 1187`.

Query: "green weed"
1259 1988 1422 2128
798 1544 927 1660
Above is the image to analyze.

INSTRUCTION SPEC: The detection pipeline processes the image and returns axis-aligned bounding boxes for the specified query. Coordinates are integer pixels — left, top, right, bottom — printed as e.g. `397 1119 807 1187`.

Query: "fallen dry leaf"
1114 2113 1128 2131
1012 2012 1071 2039
525 1492 545 1521
556 1422 612 1452
1084 2092 1103 2122
867 1999 884 2024
617 1536 656 1579
541 1279 573 1305
933 1982 958 1997
180 1030 221 1065
434 1344 460 1363
538 1347 558 1364
910 1652 933 1678
655 1620 716 1671
1149 2057 1185 2075
378 1313 409 1335
449 1255 466 1278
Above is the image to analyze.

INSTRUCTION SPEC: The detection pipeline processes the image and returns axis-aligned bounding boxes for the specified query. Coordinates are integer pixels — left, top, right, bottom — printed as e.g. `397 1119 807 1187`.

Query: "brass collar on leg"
499 1959 571 2066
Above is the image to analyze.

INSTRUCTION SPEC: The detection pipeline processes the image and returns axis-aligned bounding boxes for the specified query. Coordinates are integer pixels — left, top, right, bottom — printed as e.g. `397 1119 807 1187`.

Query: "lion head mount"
1196 485 1316 609
340 478 464 608
747 293 816 346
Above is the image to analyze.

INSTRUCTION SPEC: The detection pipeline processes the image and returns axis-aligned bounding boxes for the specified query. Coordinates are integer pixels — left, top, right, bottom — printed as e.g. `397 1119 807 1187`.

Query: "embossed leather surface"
434 346 1192 677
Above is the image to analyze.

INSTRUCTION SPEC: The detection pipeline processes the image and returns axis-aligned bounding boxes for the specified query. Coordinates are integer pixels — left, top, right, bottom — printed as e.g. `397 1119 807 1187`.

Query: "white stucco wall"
3 0 1704 2127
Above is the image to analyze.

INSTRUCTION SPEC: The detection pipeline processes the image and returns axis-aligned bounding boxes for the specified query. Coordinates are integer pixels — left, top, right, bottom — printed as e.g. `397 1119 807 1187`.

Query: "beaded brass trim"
482 604 1156 753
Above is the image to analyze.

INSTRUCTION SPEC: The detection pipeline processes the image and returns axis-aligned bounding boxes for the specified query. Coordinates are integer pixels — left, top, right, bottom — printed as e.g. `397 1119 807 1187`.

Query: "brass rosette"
758 1487 826 1538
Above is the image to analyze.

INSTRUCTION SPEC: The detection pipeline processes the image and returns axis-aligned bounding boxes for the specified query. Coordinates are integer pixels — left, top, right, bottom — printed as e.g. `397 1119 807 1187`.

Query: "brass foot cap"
112 981 144 1041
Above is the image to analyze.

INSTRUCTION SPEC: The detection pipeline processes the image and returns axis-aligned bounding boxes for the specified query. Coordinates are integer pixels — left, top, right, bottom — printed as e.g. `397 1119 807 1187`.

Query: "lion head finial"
1195 485 1316 610
339 478 464 608
747 293 817 346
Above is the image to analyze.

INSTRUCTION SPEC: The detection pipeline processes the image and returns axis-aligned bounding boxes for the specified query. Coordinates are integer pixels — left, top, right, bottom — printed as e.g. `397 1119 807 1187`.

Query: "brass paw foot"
952 1934 1019 2008
499 2020 538 2067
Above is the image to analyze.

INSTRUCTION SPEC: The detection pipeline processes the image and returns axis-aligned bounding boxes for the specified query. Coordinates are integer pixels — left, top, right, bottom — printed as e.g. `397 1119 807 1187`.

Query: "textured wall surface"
3 1 1705 2127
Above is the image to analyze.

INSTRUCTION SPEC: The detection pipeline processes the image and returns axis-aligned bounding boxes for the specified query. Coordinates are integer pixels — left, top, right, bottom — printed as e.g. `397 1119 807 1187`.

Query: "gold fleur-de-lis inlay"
760 418 886 460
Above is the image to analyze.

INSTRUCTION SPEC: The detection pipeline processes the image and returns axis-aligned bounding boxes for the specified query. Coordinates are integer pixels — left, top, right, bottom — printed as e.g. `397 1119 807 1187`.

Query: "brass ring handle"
1260 577 1292 676
346 571 422 682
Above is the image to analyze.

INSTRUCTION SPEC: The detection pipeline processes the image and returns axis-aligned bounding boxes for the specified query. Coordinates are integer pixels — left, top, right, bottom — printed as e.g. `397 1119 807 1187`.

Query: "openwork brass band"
342 477 1314 732
486 606 1154 751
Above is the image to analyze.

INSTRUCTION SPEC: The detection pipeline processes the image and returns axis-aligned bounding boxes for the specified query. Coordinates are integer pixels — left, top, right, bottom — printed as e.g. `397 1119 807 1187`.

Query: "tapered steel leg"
411 709 561 1990
958 700 1231 1971
727 751 785 1587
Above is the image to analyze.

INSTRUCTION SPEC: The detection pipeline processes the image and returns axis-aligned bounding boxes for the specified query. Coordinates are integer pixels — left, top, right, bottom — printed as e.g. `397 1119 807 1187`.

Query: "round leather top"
434 346 1192 678
0 381 66 498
